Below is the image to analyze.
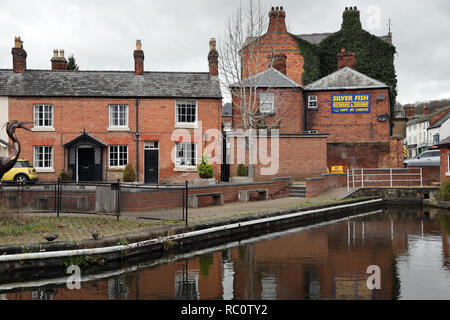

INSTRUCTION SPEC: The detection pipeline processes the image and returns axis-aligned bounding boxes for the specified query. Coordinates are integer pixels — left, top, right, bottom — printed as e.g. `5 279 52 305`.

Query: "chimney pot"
268 6 287 33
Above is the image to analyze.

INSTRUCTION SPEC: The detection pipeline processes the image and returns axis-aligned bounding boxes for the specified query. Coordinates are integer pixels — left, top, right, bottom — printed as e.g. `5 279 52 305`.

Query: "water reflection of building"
4 208 449 300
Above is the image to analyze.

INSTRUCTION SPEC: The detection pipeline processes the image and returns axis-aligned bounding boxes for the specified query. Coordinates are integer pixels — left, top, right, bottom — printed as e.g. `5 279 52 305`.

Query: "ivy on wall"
289 9 398 117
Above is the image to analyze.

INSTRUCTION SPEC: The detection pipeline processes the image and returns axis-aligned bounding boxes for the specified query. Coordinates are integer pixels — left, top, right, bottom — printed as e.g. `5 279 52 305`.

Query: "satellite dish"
377 114 388 122
377 94 386 101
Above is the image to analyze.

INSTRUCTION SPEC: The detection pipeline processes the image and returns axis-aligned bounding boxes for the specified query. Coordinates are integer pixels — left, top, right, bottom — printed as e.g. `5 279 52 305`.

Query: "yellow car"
2 159 38 183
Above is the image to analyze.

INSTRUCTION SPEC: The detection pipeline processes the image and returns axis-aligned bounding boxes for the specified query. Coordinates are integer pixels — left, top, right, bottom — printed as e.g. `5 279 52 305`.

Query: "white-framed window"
33 146 53 169
175 100 197 125
175 142 197 167
109 145 128 167
34 104 53 128
447 154 450 173
109 105 129 128
308 95 318 109
259 92 275 114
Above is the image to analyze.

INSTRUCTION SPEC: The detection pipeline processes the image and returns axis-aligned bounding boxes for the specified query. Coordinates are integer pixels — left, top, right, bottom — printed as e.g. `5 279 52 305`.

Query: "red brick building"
227 6 402 176
1 37 222 183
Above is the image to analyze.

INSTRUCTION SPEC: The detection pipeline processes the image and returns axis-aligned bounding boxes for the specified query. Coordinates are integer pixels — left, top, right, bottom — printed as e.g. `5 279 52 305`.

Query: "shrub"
123 164 136 182
440 182 450 201
58 169 72 181
237 164 247 177
198 159 214 179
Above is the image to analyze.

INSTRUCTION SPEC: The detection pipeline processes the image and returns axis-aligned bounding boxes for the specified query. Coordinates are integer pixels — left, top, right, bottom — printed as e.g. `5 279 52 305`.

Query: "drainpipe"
302 89 308 132
136 99 140 182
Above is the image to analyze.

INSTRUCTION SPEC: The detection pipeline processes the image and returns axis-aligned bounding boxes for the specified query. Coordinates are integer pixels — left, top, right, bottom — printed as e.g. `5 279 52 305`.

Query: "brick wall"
231 88 304 133
305 88 391 143
327 142 390 170
9 97 222 184
440 145 450 183
228 135 328 181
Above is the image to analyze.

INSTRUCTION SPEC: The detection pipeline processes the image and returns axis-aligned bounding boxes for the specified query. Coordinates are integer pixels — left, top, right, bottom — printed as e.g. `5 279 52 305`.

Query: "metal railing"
0 179 190 224
347 168 423 192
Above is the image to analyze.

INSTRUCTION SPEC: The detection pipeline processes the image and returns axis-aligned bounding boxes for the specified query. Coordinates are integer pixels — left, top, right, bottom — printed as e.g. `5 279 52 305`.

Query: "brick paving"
0 189 350 246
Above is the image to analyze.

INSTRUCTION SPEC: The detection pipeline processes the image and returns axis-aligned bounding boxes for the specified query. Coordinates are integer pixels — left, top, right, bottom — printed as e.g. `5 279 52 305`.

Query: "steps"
288 181 306 198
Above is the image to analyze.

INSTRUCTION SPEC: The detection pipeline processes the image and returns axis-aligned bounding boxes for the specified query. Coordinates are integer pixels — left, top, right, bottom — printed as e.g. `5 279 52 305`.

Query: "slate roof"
230 68 301 88
295 33 391 44
304 67 389 91
428 111 450 129
437 136 450 146
222 103 232 117
0 69 222 99
407 106 450 126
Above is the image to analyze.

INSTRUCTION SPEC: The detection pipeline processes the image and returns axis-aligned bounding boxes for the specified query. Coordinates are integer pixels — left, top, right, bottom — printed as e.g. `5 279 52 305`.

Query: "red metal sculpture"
0 121 31 180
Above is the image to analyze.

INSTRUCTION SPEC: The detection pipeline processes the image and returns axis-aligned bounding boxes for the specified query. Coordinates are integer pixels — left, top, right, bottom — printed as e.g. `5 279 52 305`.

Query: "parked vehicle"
1 159 38 183
404 150 440 167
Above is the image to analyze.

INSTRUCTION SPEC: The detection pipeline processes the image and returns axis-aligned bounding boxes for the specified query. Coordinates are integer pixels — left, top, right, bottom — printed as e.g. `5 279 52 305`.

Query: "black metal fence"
0 180 190 223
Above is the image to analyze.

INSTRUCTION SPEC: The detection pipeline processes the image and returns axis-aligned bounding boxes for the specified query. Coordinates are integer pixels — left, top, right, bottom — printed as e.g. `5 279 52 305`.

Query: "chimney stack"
134 40 144 76
404 106 415 118
51 49 67 70
269 53 287 74
337 48 356 70
11 36 27 73
208 38 219 77
268 6 287 33
423 106 430 115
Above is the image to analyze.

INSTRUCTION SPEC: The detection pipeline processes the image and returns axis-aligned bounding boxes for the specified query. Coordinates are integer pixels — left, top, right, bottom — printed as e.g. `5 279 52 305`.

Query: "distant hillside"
401 98 450 114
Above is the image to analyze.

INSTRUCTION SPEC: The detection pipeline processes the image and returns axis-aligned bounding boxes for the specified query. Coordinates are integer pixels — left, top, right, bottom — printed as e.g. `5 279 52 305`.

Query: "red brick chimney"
51 49 67 70
423 106 430 115
208 38 219 77
268 6 287 33
134 40 144 76
404 106 415 118
337 48 356 70
11 37 27 73
269 53 287 74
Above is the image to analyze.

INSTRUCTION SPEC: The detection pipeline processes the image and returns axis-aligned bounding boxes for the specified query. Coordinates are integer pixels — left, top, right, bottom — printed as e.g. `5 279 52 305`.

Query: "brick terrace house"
226 6 403 175
0 37 222 183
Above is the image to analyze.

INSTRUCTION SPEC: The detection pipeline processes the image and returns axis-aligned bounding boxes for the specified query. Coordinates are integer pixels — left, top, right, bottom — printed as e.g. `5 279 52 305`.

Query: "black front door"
145 149 158 184
78 148 95 182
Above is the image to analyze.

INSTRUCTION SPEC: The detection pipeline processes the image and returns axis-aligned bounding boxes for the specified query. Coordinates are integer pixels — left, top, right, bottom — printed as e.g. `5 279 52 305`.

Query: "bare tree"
218 0 294 130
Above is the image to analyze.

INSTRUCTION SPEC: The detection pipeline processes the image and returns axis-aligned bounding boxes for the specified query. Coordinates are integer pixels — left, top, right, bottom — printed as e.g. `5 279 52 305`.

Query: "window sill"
107 127 130 132
307 107 319 111
35 168 55 173
32 127 55 132
173 166 197 172
174 123 198 129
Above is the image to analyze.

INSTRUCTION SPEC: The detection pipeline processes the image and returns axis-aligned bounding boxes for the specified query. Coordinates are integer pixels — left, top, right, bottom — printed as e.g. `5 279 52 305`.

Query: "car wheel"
14 174 29 184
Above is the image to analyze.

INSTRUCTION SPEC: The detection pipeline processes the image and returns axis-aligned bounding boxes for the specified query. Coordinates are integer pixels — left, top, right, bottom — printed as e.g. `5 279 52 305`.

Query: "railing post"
420 168 423 187
361 169 364 188
185 181 188 227
116 179 121 221
352 169 355 189
347 169 350 192
57 177 60 218
390 169 393 187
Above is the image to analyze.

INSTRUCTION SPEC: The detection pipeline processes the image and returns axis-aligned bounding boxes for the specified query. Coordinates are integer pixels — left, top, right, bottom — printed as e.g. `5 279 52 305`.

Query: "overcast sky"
0 0 449 104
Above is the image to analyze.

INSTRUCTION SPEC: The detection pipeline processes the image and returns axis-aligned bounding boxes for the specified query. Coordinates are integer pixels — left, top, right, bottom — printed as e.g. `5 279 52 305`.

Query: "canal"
1 206 449 300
